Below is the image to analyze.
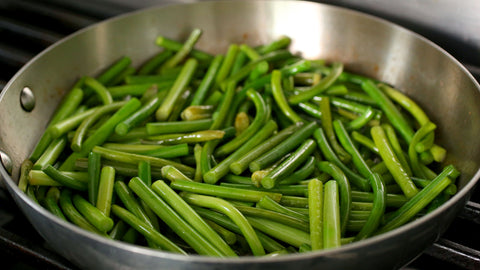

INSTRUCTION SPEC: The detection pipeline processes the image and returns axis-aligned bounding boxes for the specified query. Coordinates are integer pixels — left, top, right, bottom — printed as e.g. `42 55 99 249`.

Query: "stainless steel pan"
1 1 480 269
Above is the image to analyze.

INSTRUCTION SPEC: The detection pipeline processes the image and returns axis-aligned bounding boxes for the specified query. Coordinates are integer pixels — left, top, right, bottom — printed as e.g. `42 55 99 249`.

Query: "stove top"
0 0 479 269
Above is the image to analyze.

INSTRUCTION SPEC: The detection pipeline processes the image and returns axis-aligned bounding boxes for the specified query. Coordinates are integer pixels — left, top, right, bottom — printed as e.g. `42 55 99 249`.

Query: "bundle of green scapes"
18 28 460 257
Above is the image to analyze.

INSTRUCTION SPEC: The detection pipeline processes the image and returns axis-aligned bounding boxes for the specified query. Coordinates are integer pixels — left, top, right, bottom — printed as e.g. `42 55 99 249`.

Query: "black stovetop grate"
0 0 479 269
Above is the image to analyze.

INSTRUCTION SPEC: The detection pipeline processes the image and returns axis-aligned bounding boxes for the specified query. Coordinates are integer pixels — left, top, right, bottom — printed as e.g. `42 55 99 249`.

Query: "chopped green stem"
146 119 212 135
220 183 307 197
256 196 308 222
214 89 268 157
160 29 202 70
128 177 224 256
125 74 179 85
223 174 253 185
223 50 292 89
382 124 412 176
379 84 429 125
288 62 343 104
215 44 239 85
71 102 126 152
333 120 372 178
346 106 376 130
92 145 195 178
231 123 301 175
30 87 84 162
109 220 128 240
44 187 66 221
204 120 277 184
318 97 351 163
250 121 317 172
26 186 38 203
193 206 285 253
416 132 435 153
204 219 237 245
114 180 154 228
111 205 186 254
240 44 260 60
84 76 113 105
297 102 322 119
115 93 164 136
362 81 414 143
279 156 316 185
316 161 351 235
156 58 198 121
210 82 236 130
408 122 437 179
121 227 138 243
271 70 303 123
377 165 459 233
371 126 418 199
138 161 151 186
248 61 269 81
167 87 192 121
137 50 173 75
161 165 193 182
352 191 407 208
29 170 88 186
61 98 142 170
152 181 237 256
59 189 103 235
170 180 282 203
96 166 115 217
33 136 67 170
107 84 159 98
155 35 213 63
323 180 341 249
42 165 87 191
73 194 114 232
96 56 131 85
102 143 181 155
18 159 33 192
144 130 225 145
75 158 164 179
308 179 323 250
181 192 265 256
235 205 309 232
192 144 203 182
313 128 370 191
355 173 386 240
261 139 316 189
258 36 292 55
351 131 378 154
247 215 311 248
87 151 101 205
230 50 248 76
191 55 224 105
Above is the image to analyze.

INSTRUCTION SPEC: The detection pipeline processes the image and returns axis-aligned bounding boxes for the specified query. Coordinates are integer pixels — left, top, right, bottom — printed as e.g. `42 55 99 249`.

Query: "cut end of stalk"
155 36 165 47
203 171 219 184
155 107 169 122
115 123 130 136
161 165 174 179
261 176 276 189
229 162 243 176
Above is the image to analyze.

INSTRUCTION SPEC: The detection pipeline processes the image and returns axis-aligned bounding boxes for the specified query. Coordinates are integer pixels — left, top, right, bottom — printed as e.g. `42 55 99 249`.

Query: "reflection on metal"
0 150 12 175
20 86 35 112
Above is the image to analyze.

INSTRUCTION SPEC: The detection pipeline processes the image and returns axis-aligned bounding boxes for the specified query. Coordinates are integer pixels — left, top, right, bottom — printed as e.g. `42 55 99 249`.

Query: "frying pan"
1 1 480 269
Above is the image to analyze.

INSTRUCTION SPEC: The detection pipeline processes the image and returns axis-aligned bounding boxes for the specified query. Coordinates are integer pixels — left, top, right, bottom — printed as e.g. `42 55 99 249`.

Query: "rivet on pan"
20 86 36 112
0 150 13 175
